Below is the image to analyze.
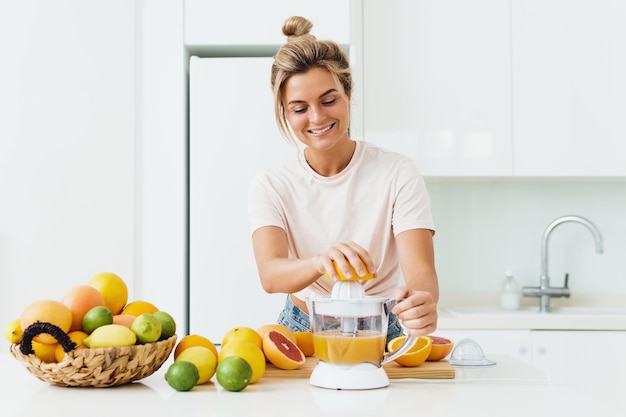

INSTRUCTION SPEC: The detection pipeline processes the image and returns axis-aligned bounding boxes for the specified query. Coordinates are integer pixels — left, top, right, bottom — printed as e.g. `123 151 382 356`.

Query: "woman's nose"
309 105 324 123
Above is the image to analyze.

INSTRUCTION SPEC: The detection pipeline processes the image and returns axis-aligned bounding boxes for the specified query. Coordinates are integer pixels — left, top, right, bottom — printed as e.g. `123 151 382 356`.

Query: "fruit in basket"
153 311 176 340
176 346 217 384
165 360 200 391
82 306 113 334
218 340 266 383
387 335 432 367
4 319 23 344
216 356 252 392
61 285 106 332
32 340 58 363
174 334 218 359
222 326 263 350
20 300 72 344
427 336 454 361
88 272 128 315
112 314 136 328
55 330 88 362
262 329 305 370
82 324 137 348
121 300 159 317
131 313 162 343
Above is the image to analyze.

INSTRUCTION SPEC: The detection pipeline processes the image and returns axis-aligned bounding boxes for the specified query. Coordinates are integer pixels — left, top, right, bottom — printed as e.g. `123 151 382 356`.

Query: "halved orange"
387 335 432 367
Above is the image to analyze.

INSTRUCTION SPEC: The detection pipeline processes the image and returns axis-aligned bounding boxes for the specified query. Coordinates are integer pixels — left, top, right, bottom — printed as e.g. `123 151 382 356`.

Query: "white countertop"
2 353 623 417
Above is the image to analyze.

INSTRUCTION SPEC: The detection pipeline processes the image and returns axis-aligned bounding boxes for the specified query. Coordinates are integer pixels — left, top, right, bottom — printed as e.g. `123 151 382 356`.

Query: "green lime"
216 356 252 392
165 361 199 391
130 313 162 343
81 306 113 334
153 311 176 340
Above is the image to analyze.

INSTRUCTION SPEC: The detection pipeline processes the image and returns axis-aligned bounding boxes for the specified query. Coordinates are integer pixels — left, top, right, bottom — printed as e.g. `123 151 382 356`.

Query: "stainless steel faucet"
522 215 604 312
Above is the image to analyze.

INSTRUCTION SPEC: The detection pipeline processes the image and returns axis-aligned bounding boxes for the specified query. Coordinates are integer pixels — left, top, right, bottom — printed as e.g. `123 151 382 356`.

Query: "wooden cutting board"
263 357 455 379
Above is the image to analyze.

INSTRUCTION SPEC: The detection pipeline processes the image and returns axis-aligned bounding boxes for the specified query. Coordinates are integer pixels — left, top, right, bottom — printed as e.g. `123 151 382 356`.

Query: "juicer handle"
382 333 417 364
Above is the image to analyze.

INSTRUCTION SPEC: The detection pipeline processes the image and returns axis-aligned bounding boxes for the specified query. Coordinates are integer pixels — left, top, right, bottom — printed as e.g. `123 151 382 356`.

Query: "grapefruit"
262 329 305 370
61 285 106 332
427 336 454 361
256 323 297 343
20 300 73 345
294 331 315 357
222 326 262 350
174 334 218 360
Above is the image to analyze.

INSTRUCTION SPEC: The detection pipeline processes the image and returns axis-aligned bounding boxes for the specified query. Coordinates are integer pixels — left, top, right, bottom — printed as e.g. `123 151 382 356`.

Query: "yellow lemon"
218 340 266 383
88 272 129 315
4 319 23 344
32 341 58 363
174 334 218 359
176 346 217 384
325 260 374 281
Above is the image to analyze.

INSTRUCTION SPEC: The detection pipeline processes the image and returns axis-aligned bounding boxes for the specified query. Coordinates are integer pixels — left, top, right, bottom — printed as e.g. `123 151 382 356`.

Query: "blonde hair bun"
282 16 315 40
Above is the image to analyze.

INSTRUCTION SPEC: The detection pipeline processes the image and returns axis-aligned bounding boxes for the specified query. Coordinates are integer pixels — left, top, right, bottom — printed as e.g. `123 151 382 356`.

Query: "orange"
222 326 262 350
387 335 432 367
294 331 315 357
20 300 72 345
427 335 454 361
120 300 158 317
174 334 218 360
88 272 128 315
54 330 88 362
61 285 106 332
262 330 305 370
256 323 297 344
218 340 266 383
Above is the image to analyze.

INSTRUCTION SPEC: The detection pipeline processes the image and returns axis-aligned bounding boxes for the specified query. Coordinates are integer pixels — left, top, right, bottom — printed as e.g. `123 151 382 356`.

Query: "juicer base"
309 361 390 390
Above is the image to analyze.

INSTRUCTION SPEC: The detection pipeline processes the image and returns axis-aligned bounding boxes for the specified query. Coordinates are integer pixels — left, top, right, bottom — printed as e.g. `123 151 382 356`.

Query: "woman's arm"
391 228 439 336
251 225 377 294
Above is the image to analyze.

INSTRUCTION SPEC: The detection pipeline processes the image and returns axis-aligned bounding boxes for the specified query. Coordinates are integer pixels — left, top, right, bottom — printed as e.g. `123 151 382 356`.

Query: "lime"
216 356 253 392
82 305 113 334
165 361 199 391
176 346 217 384
153 311 176 340
130 313 162 344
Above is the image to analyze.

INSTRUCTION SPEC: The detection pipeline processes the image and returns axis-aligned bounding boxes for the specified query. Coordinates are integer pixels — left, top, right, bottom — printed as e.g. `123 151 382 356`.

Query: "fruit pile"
166 324 313 392
4 272 176 364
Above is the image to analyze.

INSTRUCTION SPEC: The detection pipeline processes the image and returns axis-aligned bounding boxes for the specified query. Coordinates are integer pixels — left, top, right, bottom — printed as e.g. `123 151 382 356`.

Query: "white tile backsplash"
425 179 626 294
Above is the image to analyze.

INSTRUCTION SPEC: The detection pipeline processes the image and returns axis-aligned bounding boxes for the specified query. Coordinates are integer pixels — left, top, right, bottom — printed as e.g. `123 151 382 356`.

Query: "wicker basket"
10 334 177 387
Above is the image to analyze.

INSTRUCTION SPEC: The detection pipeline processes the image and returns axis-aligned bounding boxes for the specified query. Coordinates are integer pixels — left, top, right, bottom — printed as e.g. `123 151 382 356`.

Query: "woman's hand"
391 286 438 337
312 241 377 280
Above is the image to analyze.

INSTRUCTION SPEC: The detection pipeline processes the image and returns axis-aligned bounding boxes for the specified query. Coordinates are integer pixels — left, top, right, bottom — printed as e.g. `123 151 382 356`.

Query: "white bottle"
500 266 520 310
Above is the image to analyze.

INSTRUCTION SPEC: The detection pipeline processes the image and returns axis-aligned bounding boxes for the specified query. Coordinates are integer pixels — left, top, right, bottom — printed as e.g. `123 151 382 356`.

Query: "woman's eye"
323 98 336 105
293 107 307 114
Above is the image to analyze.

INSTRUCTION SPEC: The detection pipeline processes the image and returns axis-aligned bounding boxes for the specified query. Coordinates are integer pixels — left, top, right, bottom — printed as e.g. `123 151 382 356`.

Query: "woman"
248 16 438 341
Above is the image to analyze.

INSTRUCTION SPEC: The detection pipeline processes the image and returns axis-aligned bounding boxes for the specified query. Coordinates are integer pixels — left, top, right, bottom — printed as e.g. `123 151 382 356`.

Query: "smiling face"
282 67 351 152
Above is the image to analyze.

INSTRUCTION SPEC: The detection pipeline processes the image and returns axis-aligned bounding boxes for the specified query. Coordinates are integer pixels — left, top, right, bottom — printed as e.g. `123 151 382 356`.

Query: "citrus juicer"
306 279 418 390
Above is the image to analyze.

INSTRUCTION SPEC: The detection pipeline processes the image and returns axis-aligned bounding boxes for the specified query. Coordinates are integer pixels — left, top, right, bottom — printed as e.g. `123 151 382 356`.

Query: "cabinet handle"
536 346 547 355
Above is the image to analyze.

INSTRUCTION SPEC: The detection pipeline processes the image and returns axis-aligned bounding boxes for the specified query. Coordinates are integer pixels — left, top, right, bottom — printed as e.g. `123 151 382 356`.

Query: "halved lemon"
387 335 432 367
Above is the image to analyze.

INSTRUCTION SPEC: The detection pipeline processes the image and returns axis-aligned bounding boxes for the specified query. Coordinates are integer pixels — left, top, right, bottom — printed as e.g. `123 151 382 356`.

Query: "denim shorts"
277 295 405 346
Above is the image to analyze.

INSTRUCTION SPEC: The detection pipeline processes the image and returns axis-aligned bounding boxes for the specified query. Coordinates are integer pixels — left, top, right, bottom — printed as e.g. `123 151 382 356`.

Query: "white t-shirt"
248 140 435 301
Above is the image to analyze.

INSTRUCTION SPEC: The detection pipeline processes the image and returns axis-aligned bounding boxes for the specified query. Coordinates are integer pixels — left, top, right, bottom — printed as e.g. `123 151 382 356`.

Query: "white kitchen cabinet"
0 1 135 327
188 57 294 342
439 329 532 365
184 0 351 47
511 0 626 176
362 0 513 176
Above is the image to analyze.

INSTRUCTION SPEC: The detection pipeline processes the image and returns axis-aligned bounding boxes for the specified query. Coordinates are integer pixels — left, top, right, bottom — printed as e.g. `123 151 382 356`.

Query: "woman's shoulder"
358 140 419 169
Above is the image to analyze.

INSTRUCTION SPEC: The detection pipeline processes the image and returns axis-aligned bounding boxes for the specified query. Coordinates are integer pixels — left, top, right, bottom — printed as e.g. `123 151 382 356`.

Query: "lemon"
153 311 176 340
176 346 217 384
4 319 23 344
83 324 137 348
325 260 374 281
165 361 200 391
32 341 58 363
88 272 128 315
218 340 266 383
82 305 113 334
130 313 162 344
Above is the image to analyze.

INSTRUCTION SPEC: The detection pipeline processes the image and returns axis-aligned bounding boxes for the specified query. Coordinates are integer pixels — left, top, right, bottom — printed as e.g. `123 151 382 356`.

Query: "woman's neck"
304 139 356 177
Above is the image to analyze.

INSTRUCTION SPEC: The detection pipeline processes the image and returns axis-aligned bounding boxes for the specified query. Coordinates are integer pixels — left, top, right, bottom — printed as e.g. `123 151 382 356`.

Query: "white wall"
427 180 626 295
